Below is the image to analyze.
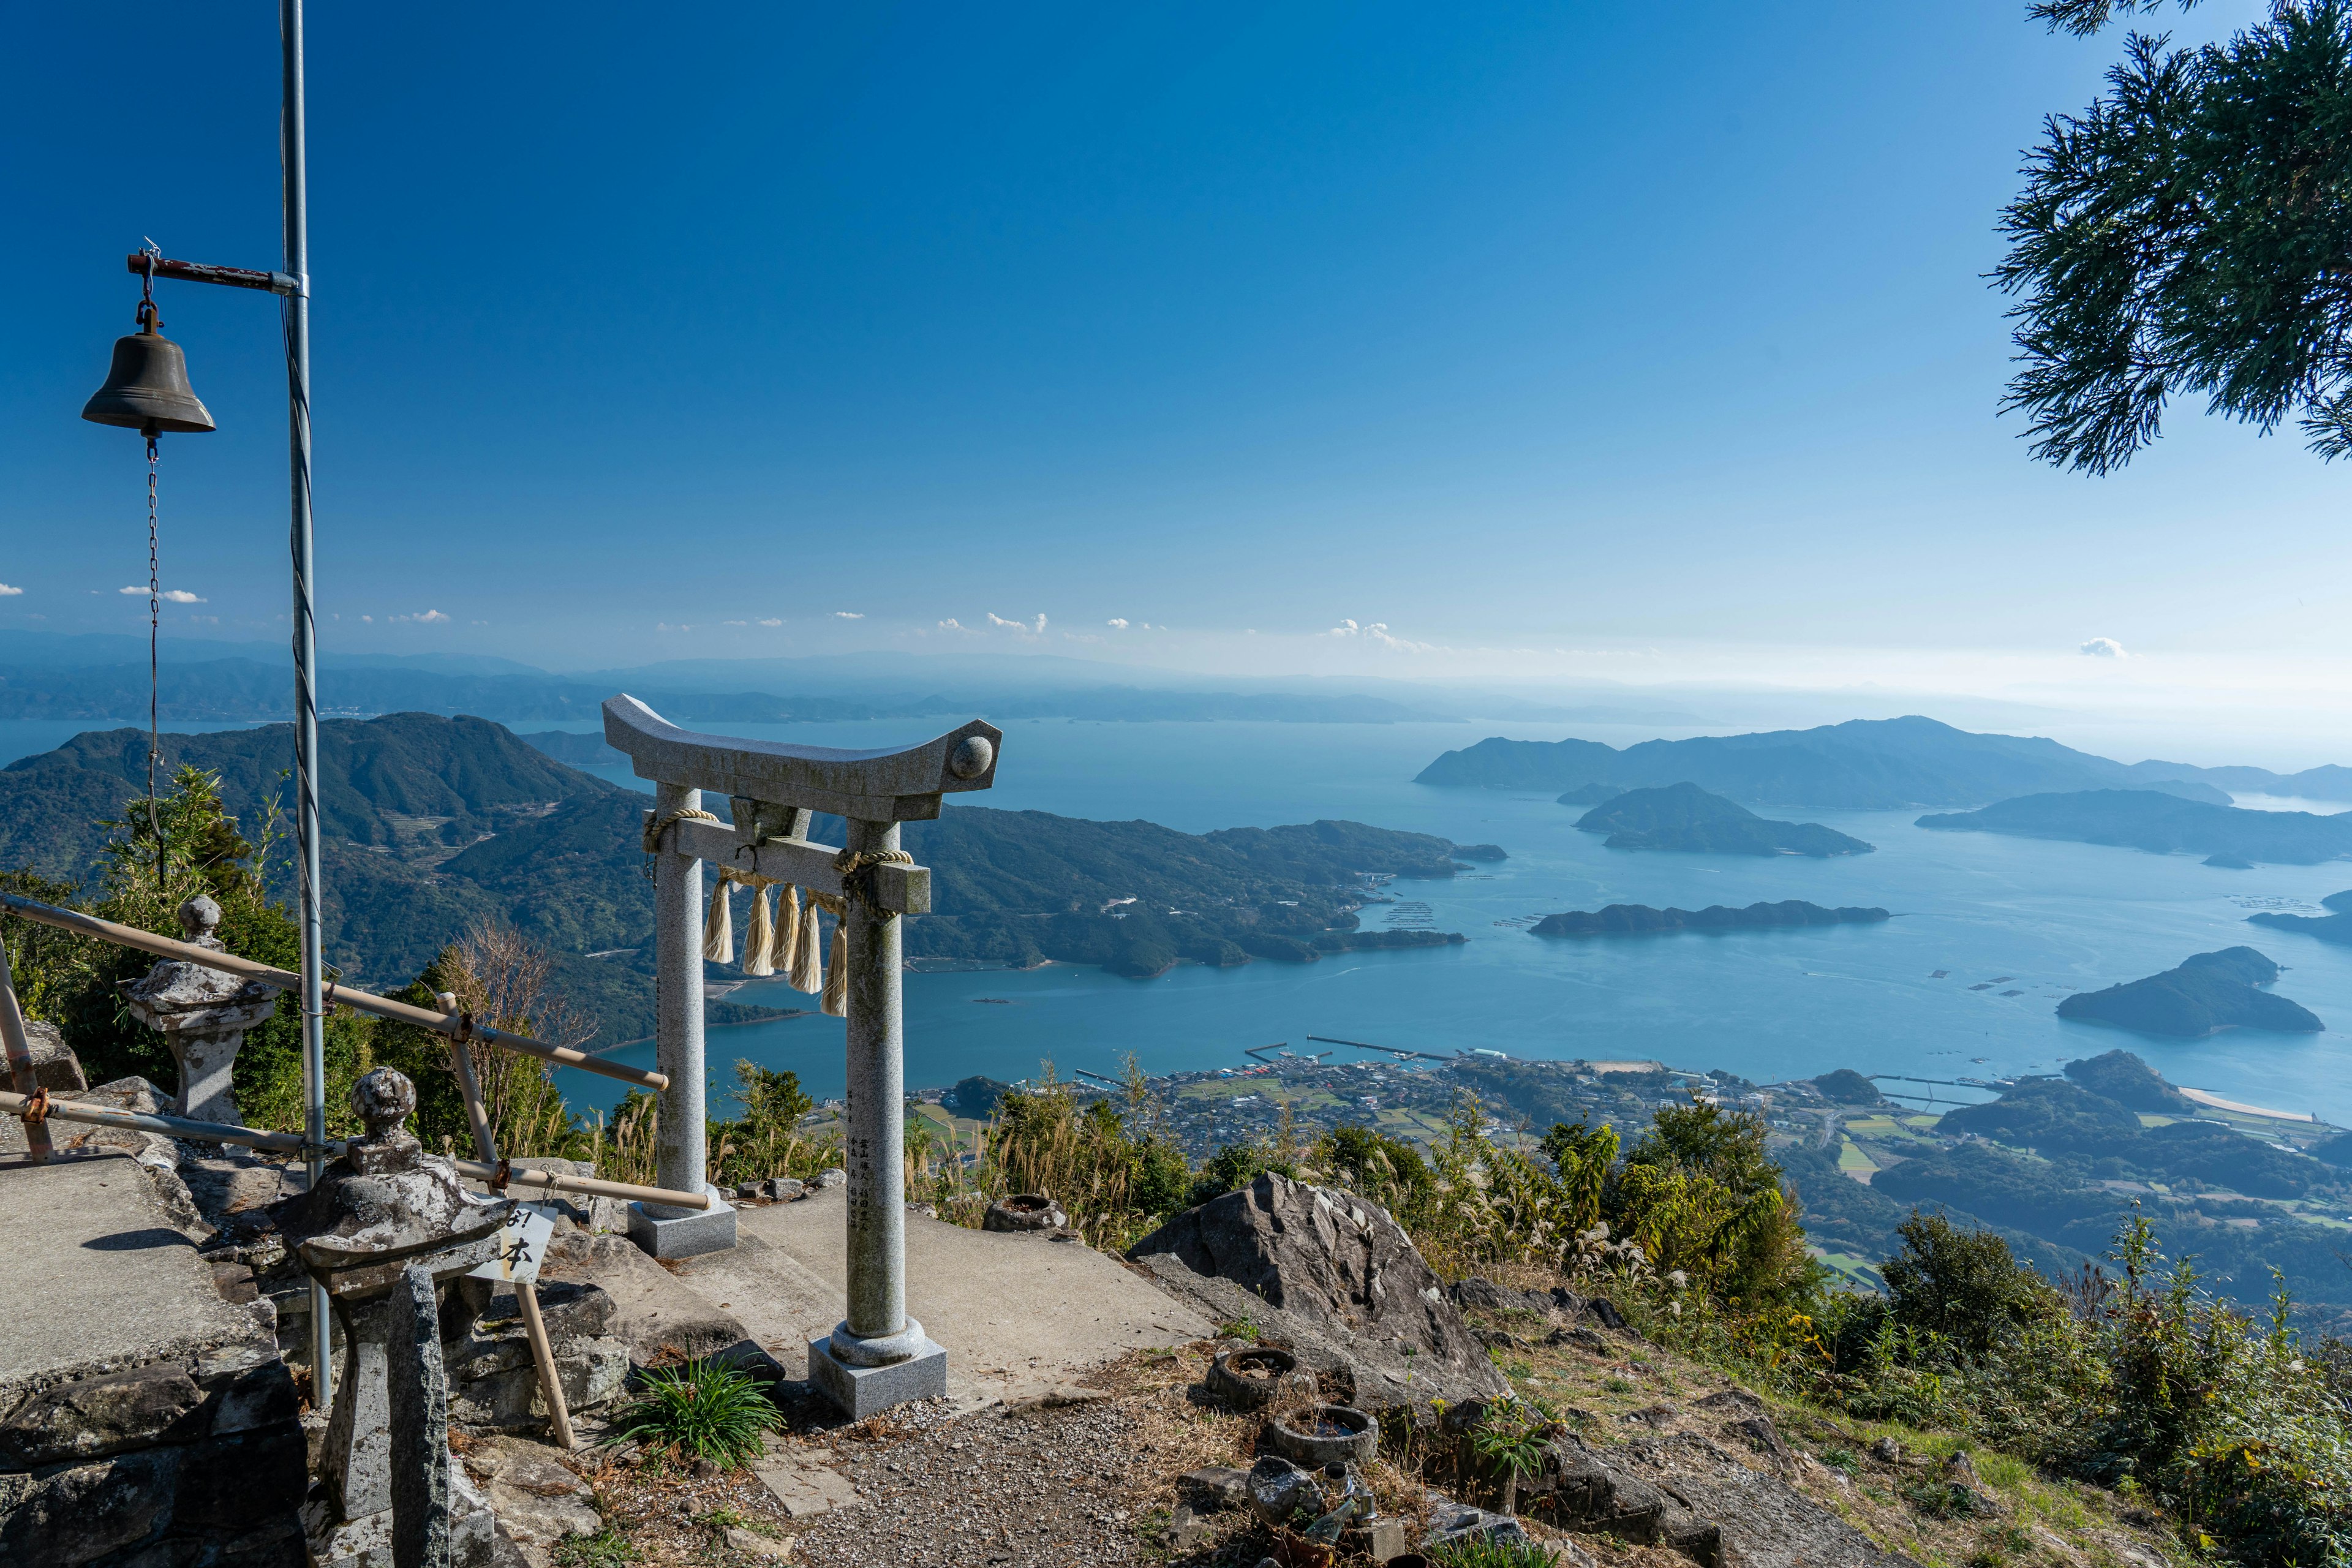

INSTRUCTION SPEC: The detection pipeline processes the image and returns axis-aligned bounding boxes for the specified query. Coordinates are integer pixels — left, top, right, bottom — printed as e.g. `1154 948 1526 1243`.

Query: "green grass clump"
605 1357 782 1469
1428 1537 1561 1567
552 1529 640 1566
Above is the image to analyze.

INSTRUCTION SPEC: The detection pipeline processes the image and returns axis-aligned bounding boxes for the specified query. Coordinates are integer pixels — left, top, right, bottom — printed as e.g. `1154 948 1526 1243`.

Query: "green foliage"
1186 1140 1298 1209
1776 1212 2352 1567
1999 0 2352 468
604 1357 780 1469
1882 1212 2054 1360
1469 1396 1553 1515
709 1061 836 1188
1318 1121 1438 1226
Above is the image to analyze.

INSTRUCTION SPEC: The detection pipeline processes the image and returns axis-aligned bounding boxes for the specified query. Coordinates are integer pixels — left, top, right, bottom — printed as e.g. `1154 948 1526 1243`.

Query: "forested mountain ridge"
0 715 1491 1036
1416 715 2248 809
1918 789 2352 864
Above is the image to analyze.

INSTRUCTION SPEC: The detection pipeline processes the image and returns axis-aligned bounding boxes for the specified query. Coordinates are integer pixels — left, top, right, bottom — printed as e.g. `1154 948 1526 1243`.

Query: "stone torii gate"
603 695 1000 1417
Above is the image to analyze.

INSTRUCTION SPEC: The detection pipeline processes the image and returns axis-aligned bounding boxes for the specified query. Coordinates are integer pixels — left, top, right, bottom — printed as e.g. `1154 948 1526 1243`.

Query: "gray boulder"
1128 1173 1504 1411
1531 1429 1923 1566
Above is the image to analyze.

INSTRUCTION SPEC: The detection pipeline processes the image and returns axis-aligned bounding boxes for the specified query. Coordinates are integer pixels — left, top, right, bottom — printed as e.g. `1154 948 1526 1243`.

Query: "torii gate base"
808 1325 949 1417
605 696 1000 1418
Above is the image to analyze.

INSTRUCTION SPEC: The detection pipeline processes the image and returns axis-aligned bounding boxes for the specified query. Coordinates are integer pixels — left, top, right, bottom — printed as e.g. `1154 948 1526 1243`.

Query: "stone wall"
0 1152 307 1568
0 1339 307 1566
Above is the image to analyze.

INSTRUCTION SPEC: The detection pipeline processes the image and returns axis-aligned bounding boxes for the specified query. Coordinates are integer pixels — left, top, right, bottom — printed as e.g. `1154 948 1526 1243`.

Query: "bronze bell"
82 322 216 435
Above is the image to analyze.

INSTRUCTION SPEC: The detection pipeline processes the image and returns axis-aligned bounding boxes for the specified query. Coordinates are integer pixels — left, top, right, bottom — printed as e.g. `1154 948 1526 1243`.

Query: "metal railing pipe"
0 891 668 1092
0 1090 715 1211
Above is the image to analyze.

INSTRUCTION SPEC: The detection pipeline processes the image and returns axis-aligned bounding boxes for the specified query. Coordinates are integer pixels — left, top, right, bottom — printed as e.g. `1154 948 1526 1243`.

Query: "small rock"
725 1524 793 1560
1166 1503 1211 1548
1476 1327 1531 1352
1246 1454 1320 1528
1623 1403 1679 1427
764 1177 806 1201
1694 1387 1766 1416
812 1168 846 1189
1423 1498 1532 1550
692 1456 720 1478
1730 1415 1793 1462
1587 1296 1632 1333
1546 1325 1612 1355
1449 1276 1523 1313
1871 1436 1902 1463
1180 1466 1251 1509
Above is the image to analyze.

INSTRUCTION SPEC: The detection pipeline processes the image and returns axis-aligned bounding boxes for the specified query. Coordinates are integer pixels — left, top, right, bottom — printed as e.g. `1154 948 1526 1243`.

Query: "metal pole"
842 819 906 1343
280 0 331 1408
650 783 706 1207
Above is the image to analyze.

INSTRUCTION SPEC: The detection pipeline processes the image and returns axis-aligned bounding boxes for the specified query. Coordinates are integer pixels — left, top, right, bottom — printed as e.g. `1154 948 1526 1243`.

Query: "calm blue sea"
11 716 2352 1128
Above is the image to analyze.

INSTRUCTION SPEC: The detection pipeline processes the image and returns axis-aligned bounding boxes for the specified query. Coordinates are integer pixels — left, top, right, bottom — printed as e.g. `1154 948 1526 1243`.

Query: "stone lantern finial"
177 893 223 944
347 1067 422 1176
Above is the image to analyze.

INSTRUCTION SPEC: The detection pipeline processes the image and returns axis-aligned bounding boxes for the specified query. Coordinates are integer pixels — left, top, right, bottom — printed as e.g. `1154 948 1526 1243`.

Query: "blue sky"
4 2 2339 739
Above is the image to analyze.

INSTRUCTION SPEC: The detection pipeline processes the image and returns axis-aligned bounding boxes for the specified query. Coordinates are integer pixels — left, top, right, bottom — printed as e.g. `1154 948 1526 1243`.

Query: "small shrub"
1604 1376 1635 1394
1819 1446 1860 1476
605 1357 781 1469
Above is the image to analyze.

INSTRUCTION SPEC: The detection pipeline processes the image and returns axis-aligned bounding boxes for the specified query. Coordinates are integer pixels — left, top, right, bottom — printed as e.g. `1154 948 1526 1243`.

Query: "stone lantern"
120 894 279 1125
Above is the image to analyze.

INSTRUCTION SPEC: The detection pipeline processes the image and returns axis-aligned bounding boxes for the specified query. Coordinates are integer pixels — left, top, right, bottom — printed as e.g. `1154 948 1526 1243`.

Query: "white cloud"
1325 618 1433 652
2079 637 2127 658
656 622 692 632
118 586 144 595
985 612 1049 636
722 619 748 627
1106 617 1129 630
938 617 965 631
360 614 373 623
834 611 864 619
390 609 449 624
0 584 21 597
757 617 782 627
160 589 205 605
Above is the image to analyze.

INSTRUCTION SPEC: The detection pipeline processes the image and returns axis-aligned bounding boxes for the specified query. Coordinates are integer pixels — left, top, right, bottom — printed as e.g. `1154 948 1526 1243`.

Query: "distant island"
1414 715 2241 809
1917 790 2352 865
2247 889 2352 947
1531 900 1891 937
1572 782 1874 858
2056 947 2323 1038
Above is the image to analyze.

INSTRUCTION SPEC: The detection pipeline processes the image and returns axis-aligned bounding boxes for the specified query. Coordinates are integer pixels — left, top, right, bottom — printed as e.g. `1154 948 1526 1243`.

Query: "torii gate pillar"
605 695 1001 1417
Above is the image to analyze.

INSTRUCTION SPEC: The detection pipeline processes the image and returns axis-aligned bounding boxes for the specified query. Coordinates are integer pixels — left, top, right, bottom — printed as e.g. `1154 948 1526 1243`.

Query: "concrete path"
0 1152 254 1404
673 1189 1213 1411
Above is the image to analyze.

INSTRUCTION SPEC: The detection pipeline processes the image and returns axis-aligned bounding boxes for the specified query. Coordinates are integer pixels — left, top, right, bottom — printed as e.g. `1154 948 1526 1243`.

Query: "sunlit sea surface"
10 716 2351 1126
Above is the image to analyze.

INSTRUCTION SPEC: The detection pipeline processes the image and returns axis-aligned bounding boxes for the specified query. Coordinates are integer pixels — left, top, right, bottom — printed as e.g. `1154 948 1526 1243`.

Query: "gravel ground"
790 1396 1156 1567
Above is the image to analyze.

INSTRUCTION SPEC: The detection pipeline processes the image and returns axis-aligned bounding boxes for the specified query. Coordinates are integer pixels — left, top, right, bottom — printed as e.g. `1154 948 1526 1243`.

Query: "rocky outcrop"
1525 1428 1922 1567
14 1019 86 1091
1128 1173 1505 1410
444 1279 631 1432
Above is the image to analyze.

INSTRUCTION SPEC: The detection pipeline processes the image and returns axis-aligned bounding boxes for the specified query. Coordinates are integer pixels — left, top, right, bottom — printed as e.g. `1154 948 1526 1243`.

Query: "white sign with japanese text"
468 1202 557 1285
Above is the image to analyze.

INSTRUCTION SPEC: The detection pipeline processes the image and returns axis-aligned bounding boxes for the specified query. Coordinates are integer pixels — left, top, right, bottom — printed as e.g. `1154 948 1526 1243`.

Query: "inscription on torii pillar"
602 694 1001 1417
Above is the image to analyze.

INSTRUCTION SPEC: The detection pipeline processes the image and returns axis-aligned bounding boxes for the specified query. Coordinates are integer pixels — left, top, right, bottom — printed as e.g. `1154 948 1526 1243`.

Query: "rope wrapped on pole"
0 1089 715 1211
0 889 668 1092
